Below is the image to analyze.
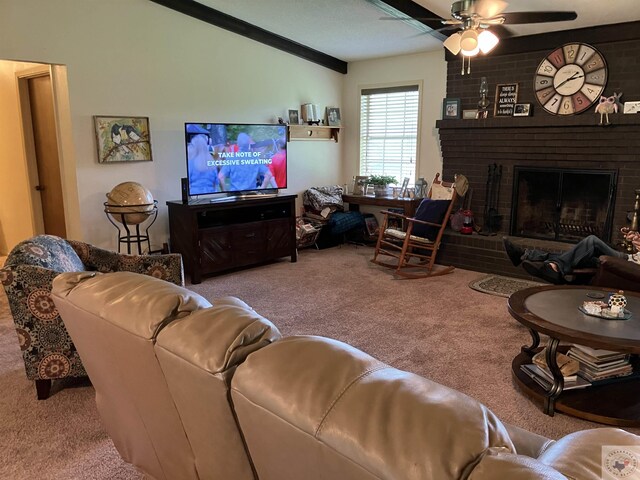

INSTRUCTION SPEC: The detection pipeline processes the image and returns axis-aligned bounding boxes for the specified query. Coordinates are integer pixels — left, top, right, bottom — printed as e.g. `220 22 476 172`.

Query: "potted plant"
368 175 398 197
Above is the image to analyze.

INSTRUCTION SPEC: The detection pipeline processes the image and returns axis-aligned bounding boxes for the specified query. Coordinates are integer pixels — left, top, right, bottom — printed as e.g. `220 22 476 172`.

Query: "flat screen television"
185 122 287 197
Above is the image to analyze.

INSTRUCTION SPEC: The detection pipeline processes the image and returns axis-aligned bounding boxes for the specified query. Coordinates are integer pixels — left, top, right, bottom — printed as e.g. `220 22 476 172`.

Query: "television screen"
185 123 288 196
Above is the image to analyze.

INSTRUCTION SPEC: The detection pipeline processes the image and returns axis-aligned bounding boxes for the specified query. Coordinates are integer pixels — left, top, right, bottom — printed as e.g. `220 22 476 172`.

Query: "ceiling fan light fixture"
443 31 462 55
478 29 499 53
460 29 478 53
461 44 480 57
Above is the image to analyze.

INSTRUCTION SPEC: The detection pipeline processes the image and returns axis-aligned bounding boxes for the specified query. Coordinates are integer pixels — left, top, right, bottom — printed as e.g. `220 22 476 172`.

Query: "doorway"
24 73 67 237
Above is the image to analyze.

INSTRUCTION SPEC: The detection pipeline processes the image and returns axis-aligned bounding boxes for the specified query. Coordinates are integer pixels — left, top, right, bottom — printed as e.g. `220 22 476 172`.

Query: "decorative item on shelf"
443 98 461 119
326 107 341 126
595 92 622 126
463 109 479 119
301 103 321 125
623 101 640 114
288 109 300 125
352 175 369 196
368 175 397 197
494 83 518 117
94 116 152 163
608 290 627 315
513 103 532 117
400 177 410 198
478 76 490 114
104 181 158 254
414 177 428 198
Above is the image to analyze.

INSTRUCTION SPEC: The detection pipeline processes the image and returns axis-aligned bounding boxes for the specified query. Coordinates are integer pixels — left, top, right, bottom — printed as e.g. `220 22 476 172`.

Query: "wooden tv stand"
167 195 297 284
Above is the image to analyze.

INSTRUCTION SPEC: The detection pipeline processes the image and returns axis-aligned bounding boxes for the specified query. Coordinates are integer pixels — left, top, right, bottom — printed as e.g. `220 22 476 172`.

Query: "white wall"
0 0 343 250
342 50 447 190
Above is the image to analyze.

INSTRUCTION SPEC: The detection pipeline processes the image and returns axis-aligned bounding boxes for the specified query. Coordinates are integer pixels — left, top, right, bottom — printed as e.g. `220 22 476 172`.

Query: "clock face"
534 43 607 116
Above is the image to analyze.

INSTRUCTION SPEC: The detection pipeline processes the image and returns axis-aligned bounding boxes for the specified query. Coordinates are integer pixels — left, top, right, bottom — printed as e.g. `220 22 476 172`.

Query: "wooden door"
28 75 67 238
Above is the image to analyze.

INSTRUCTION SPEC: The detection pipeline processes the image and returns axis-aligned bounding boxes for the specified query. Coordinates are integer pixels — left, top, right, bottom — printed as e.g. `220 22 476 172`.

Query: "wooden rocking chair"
371 174 458 278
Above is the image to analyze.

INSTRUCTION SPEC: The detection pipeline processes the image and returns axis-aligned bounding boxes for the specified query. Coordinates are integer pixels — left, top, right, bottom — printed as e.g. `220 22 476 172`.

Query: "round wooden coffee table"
508 285 640 426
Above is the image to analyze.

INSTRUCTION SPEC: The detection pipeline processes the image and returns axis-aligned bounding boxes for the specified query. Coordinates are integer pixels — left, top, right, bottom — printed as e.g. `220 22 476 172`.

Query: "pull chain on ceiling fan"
377 0 577 75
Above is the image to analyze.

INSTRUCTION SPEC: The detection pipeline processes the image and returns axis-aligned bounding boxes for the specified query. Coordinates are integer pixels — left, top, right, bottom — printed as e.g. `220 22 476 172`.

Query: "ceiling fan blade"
379 16 443 21
500 11 577 24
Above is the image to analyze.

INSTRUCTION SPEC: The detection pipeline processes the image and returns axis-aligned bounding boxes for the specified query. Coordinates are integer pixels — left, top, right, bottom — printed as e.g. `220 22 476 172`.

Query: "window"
359 84 419 184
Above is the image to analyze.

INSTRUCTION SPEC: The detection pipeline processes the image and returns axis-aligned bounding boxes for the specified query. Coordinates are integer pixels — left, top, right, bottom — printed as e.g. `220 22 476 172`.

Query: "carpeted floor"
469 273 545 298
0 245 637 478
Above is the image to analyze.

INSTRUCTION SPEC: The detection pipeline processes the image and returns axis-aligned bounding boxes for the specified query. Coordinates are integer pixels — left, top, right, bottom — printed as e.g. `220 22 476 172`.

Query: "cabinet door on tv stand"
266 219 294 259
199 228 234 274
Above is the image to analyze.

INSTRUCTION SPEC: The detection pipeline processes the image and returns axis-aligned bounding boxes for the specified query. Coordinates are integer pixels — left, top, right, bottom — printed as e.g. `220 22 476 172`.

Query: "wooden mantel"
436 114 640 130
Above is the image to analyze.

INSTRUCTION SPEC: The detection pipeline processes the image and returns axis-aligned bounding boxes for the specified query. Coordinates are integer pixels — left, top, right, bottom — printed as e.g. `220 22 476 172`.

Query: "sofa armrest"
590 255 640 292
503 422 554 459
1 264 86 380
1 264 61 324
68 240 184 286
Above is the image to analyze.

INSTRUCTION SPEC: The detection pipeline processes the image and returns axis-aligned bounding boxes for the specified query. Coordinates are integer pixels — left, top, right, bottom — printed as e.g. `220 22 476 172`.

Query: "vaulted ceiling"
152 0 640 72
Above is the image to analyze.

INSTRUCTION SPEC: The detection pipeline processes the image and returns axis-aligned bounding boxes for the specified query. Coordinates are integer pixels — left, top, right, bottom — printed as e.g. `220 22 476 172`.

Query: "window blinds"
359 85 419 183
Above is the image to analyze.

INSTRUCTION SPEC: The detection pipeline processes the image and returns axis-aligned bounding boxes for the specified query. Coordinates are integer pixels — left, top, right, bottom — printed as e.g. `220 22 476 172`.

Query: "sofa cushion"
411 199 451 240
538 428 640 480
154 297 281 480
53 271 210 339
231 335 515 480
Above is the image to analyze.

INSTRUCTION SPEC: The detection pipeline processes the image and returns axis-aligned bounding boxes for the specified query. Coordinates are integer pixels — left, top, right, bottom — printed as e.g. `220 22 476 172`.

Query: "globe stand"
104 200 158 255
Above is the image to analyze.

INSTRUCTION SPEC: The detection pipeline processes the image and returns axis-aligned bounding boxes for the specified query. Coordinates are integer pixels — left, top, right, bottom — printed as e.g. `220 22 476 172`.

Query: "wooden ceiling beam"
149 0 348 74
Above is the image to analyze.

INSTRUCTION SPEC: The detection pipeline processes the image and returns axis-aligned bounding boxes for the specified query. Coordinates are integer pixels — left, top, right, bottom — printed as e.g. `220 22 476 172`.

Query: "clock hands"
556 72 584 89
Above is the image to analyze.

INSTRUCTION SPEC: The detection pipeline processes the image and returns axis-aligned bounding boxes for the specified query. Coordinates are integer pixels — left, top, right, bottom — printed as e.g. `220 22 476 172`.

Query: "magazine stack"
567 344 633 383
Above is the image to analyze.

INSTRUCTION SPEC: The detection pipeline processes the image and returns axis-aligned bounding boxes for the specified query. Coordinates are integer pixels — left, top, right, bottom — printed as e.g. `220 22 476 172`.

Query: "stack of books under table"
520 362 591 391
567 345 634 383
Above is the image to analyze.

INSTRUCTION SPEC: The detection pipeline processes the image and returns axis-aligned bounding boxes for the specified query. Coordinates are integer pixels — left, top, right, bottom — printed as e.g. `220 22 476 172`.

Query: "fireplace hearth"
510 167 617 243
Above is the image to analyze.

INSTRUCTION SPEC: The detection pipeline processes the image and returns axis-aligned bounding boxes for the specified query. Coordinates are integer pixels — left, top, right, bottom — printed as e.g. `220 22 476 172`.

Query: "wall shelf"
288 125 341 142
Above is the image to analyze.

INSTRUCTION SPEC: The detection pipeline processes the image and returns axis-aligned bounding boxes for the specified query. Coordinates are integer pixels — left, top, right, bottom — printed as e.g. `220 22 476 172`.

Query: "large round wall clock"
534 43 608 116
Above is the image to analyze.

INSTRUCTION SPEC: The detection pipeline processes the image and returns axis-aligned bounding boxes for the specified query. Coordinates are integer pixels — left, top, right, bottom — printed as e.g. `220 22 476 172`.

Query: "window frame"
357 81 423 184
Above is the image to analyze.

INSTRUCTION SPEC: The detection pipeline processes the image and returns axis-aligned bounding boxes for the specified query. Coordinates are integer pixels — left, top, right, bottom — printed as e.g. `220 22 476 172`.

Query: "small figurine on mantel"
595 92 623 126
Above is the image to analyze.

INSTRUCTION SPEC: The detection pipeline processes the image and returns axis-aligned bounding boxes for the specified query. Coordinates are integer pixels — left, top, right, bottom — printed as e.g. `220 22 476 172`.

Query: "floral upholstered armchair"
0 234 184 399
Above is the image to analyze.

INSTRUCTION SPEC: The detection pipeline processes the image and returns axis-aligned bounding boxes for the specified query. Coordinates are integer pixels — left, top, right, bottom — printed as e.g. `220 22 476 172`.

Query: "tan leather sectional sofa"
51 271 640 480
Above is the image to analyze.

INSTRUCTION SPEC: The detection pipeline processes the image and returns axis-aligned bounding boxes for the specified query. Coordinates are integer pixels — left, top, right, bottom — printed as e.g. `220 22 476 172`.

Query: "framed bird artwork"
94 115 152 163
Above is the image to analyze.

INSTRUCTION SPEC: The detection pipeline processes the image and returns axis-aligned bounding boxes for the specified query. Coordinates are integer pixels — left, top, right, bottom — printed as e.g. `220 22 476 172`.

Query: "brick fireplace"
435 21 640 279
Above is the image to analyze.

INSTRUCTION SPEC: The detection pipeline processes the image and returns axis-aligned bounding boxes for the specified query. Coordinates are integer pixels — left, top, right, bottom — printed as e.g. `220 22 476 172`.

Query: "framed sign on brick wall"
494 83 518 117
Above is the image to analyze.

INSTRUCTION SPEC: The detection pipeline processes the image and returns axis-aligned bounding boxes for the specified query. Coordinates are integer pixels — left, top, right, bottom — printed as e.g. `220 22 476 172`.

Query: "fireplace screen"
510 167 617 243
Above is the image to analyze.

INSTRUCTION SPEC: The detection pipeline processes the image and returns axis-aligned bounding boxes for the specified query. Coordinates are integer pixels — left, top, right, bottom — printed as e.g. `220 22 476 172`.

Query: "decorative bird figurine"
595 94 618 126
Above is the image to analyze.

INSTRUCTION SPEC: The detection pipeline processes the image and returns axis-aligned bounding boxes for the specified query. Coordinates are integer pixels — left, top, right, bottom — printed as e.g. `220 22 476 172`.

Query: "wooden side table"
508 285 640 426
342 194 423 218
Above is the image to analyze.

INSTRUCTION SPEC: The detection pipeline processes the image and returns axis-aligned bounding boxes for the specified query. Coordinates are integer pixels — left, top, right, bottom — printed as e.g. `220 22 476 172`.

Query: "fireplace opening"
510 167 617 243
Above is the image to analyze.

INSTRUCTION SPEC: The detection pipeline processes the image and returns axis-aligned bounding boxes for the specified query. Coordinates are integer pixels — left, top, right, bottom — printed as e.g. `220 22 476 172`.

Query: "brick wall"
436 22 640 276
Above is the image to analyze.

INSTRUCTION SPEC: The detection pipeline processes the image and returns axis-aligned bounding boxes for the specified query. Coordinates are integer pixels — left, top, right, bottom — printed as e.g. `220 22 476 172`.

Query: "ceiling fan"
378 0 577 74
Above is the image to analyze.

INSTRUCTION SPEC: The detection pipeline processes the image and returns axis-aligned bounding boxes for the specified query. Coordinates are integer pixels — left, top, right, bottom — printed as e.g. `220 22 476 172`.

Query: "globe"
105 182 155 225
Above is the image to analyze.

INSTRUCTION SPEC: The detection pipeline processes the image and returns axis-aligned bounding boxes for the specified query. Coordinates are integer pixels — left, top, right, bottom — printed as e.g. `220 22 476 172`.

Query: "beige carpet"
0 245 637 478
